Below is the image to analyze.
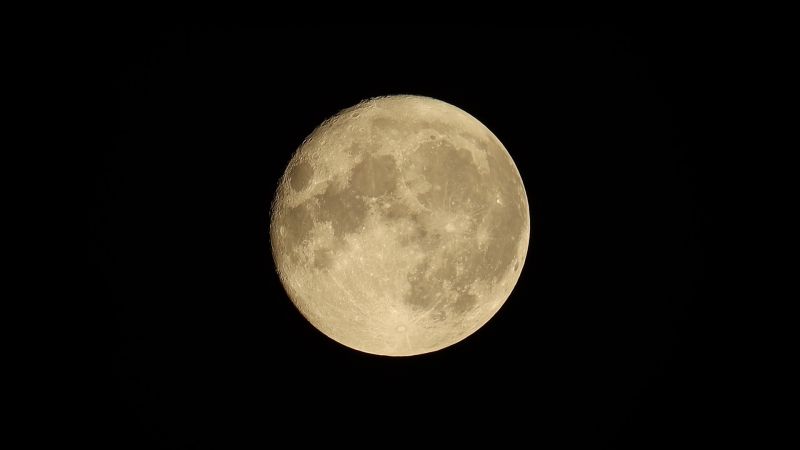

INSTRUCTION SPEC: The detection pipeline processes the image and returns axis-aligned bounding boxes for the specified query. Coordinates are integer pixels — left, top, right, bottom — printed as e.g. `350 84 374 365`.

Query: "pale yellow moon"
270 95 530 356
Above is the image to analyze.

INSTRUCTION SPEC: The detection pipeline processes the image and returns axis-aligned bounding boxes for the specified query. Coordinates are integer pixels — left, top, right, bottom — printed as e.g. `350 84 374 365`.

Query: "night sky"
97 26 717 447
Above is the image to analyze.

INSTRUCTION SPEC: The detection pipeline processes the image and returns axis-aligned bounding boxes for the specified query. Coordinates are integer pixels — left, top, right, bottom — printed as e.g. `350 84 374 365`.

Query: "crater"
290 161 314 191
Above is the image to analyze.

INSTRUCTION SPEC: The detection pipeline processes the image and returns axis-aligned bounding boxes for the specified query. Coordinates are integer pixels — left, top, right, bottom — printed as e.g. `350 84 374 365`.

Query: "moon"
270 95 530 356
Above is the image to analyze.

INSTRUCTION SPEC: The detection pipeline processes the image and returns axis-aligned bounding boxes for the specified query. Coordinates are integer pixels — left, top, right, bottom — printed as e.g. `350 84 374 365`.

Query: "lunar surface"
270 95 529 356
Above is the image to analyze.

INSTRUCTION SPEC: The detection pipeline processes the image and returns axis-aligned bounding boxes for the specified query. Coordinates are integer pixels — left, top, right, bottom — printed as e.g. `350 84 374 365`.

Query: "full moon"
270 95 530 356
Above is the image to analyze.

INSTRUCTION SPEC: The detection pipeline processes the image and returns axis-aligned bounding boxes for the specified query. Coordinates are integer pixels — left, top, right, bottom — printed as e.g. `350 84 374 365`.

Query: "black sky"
98 26 717 447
